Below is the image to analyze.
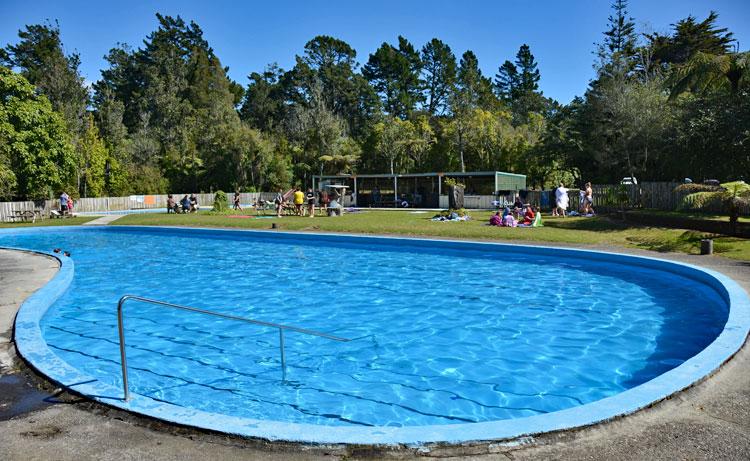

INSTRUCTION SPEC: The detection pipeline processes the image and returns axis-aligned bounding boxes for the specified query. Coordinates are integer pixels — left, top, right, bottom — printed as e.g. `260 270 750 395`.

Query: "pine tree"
494 60 518 101
2 21 89 137
646 11 735 66
597 0 638 76
603 0 637 57
420 38 457 115
515 44 540 94
363 36 423 119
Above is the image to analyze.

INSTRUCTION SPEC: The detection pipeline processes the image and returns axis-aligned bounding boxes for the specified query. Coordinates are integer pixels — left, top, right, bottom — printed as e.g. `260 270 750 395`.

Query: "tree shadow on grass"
625 230 721 253
545 216 633 233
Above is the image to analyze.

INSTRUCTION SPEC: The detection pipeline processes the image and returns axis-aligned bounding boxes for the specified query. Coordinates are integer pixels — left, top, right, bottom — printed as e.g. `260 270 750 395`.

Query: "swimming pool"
4 226 749 444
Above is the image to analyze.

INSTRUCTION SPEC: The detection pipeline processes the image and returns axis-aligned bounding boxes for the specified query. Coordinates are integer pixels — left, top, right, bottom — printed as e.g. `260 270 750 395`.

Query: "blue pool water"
1 227 729 428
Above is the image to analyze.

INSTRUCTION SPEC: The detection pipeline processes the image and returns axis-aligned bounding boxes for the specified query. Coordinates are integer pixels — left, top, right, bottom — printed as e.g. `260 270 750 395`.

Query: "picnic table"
5 210 41 223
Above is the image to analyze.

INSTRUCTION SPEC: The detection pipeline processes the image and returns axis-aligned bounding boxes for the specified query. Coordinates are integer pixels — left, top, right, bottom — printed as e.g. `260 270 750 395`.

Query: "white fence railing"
0 192 278 222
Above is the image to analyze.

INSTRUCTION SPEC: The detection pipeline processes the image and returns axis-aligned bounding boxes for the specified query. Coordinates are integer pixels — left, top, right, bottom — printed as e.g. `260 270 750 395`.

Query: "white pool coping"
4 225 750 445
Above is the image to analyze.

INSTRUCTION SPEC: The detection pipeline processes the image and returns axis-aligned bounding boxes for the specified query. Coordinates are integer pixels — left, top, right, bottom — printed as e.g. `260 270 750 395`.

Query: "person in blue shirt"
59 191 69 213
181 195 191 213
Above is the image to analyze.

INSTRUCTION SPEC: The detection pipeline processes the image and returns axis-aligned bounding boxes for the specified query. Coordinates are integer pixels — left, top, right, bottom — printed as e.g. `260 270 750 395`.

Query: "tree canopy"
0 7 747 200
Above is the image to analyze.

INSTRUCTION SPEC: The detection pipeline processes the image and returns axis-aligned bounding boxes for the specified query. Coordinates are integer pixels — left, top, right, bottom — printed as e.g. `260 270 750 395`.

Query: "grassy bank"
112 210 750 261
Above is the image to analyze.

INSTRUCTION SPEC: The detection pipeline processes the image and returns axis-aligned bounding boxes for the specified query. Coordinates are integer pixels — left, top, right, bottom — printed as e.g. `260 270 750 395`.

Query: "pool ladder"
116 295 351 401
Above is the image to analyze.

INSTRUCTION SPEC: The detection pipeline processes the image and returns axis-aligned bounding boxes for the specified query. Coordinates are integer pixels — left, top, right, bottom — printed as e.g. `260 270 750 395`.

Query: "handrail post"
117 296 130 401
279 328 286 381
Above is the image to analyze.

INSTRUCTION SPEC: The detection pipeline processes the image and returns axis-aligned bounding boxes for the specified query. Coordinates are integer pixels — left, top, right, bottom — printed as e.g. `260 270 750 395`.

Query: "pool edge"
5 227 750 445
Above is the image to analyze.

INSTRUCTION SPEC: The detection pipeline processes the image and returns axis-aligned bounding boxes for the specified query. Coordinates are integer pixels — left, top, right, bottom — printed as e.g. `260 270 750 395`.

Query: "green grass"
0 216 96 228
112 209 750 261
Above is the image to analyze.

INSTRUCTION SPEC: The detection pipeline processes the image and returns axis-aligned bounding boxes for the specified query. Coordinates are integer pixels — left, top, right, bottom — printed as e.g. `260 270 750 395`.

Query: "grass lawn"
0 216 96 228
112 209 750 262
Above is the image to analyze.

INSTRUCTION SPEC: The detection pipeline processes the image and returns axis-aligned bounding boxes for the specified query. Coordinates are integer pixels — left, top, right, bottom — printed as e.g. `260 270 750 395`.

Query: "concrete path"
0 245 748 460
81 214 123 225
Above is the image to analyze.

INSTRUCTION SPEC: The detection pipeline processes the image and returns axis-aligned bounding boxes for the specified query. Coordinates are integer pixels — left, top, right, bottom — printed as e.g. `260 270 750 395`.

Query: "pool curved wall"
6 226 750 445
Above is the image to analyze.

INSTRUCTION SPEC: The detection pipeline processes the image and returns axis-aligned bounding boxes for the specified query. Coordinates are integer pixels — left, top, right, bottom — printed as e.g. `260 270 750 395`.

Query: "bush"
213 190 228 212
444 177 465 189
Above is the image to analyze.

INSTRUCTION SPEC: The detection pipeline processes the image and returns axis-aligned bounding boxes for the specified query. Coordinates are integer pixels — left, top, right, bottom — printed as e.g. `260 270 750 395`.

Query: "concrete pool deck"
0 244 749 460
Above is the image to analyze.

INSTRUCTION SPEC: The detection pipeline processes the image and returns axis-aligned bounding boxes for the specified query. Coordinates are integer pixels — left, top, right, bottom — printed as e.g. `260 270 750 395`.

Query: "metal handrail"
117 294 351 401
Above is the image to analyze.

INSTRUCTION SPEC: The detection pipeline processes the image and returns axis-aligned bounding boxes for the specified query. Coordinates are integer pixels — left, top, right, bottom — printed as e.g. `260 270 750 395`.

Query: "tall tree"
93 14 249 192
287 78 348 182
646 12 735 66
515 44 540 94
420 38 457 115
372 116 418 174
77 114 108 197
494 60 519 101
456 51 497 110
2 22 89 137
0 67 77 199
496 44 547 121
597 0 638 77
363 36 423 118
239 64 285 132
284 36 377 137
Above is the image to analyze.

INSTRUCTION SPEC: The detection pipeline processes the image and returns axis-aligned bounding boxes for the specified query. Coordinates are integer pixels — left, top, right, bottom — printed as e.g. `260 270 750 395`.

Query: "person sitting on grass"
521 206 536 226
489 211 502 226
502 212 517 227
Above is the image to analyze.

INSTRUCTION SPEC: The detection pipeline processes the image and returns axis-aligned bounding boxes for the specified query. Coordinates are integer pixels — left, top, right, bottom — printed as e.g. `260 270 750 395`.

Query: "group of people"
273 187 340 218
552 182 595 217
489 205 539 227
532 182 595 218
166 194 199 213
488 181 595 227
59 191 73 214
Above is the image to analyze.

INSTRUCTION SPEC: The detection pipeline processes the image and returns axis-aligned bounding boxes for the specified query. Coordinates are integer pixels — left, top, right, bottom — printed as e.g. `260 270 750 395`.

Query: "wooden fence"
524 182 749 215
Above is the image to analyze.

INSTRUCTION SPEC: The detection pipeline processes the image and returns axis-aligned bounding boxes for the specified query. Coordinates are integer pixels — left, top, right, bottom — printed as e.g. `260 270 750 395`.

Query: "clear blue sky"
2 0 749 103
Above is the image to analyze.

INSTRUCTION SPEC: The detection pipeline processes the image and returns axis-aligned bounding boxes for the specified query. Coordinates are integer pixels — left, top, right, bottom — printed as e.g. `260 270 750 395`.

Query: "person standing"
372 185 381 206
317 188 329 214
59 191 69 214
306 188 316 218
584 182 595 215
274 188 285 218
553 183 569 217
233 192 242 211
293 188 305 216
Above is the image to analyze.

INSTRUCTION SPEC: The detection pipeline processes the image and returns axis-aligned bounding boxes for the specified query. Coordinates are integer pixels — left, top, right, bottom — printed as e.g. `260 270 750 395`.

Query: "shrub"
444 177 465 189
213 190 228 212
